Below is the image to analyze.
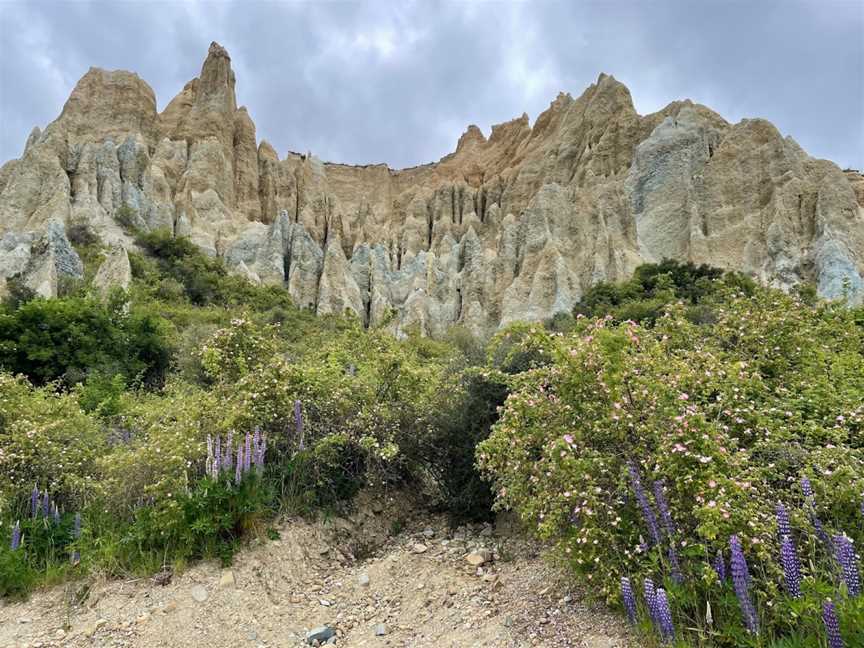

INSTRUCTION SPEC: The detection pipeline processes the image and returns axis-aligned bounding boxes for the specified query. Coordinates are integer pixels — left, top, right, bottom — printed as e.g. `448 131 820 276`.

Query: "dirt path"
0 493 631 648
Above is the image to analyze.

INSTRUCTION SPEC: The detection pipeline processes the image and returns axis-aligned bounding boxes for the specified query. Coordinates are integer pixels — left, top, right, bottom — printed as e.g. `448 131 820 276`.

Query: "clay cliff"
2 42 862 334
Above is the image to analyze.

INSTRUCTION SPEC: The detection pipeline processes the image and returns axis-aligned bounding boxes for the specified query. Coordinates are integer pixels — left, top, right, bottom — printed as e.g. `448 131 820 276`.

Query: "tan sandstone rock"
92 245 132 295
1 42 861 333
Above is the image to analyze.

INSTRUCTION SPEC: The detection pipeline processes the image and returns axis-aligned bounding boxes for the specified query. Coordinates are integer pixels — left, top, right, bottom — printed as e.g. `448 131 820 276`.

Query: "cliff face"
2 43 862 332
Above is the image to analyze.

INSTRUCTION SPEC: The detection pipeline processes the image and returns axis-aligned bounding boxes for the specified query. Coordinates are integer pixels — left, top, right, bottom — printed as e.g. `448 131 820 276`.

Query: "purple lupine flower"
822 600 845 648
30 485 39 518
652 480 676 538
73 512 81 539
730 535 759 634
10 520 21 550
628 463 660 546
655 588 675 643
713 550 726 583
235 443 243 484
801 476 814 499
667 543 684 584
42 491 51 517
254 435 267 471
833 534 861 597
780 535 802 598
860 493 864 518
224 430 234 472
776 502 792 542
800 482 831 549
52 502 60 525
213 435 222 479
620 577 637 625
244 431 252 473
294 400 304 450
814 515 832 550
643 578 658 626
251 428 261 469
206 434 213 476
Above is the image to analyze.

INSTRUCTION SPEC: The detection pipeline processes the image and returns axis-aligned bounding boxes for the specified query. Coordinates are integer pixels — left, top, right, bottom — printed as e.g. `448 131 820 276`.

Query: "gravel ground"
0 492 632 648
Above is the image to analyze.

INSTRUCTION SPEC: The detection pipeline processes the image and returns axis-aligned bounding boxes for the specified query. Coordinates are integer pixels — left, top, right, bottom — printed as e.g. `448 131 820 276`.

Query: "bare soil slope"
0 493 631 648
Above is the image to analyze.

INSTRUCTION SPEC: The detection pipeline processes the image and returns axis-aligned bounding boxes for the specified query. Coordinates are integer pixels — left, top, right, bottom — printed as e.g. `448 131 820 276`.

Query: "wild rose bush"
199 316 279 383
479 285 864 645
0 373 106 512
202 318 451 472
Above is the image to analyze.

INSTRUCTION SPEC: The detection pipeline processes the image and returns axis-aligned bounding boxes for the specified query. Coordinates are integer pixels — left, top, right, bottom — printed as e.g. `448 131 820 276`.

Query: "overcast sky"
1 0 862 170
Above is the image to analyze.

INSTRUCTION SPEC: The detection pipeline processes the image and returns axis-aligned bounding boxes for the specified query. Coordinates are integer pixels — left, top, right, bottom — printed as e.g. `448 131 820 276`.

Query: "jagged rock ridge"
1 42 862 333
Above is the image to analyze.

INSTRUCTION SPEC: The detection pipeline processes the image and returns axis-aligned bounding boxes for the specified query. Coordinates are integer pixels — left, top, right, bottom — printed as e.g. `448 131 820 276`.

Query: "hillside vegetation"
1 230 863 647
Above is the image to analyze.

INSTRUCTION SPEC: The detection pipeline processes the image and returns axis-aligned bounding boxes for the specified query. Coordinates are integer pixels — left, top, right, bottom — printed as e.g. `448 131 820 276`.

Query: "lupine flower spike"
833 534 861 597
235 443 244 484
42 491 51 517
730 535 759 634
206 434 213 476
244 431 252 473
780 535 802 598
813 515 831 550
652 480 676 537
713 550 726 583
620 577 637 625
213 435 222 479
253 432 267 471
30 485 39 518
52 502 60 525
10 520 21 550
822 599 845 648
628 463 660 546
801 477 831 548
655 587 675 643
776 502 792 543
222 431 233 472
643 578 658 627
667 544 684 584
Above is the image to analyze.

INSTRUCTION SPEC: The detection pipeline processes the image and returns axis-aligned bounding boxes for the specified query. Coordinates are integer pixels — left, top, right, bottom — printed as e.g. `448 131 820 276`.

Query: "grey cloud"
1 0 861 169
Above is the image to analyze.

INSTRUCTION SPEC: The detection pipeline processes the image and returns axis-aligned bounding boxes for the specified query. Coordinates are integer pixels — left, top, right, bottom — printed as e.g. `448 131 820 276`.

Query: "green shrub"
479 285 864 646
276 435 367 513
0 295 174 387
0 373 106 511
114 204 142 233
1 275 36 309
572 260 754 325
200 316 279 383
134 229 301 311
0 543 35 598
75 372 126 417
123 473 272 568
486 322 555 374
404 368 508 523
0 510 78 598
